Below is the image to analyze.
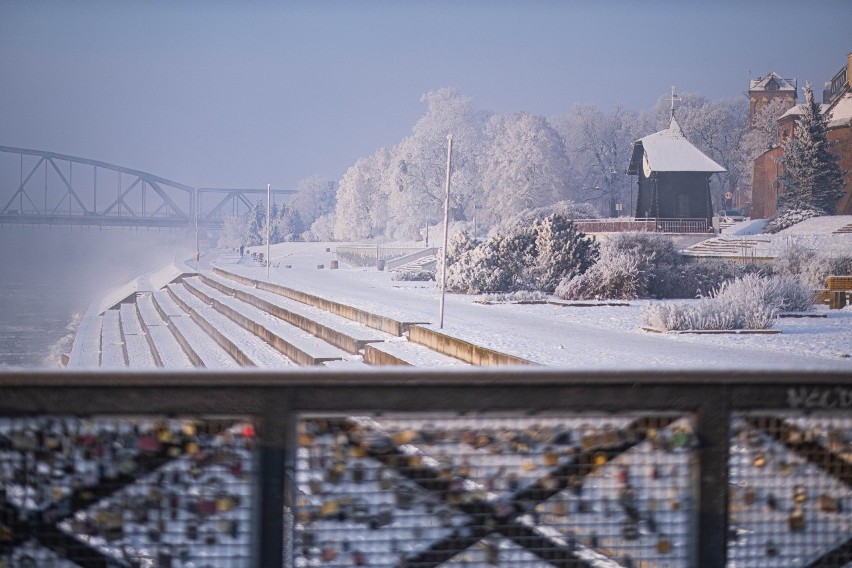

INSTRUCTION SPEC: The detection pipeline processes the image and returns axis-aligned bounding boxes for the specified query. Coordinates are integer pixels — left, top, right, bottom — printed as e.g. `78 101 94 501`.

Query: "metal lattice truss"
198 187 297 225
0 146 194 228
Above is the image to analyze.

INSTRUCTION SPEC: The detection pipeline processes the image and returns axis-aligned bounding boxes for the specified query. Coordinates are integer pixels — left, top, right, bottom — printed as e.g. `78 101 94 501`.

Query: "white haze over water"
0 225 194 368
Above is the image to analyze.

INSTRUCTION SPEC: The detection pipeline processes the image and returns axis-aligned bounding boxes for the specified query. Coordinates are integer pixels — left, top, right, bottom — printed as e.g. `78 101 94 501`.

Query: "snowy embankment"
232 241 852 371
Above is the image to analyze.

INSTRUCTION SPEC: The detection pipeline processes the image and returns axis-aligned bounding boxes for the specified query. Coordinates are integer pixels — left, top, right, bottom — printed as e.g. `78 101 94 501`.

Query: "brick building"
749 72 797 126
751 54 852 219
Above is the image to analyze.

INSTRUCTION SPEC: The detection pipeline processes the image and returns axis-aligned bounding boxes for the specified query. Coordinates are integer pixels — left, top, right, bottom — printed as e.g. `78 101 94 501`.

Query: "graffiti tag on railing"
787 387 852 409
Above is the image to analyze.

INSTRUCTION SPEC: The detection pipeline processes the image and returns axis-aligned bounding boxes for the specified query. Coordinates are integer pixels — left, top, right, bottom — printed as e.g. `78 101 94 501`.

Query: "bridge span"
0 146 295 229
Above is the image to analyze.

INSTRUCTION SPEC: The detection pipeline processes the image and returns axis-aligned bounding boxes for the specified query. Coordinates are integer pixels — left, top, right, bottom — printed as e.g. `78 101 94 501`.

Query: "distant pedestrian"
195 250 200 269
239 245 244 258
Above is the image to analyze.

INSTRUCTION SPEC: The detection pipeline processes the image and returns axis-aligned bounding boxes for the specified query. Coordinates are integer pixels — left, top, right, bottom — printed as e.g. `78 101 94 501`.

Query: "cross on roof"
670 86 680 119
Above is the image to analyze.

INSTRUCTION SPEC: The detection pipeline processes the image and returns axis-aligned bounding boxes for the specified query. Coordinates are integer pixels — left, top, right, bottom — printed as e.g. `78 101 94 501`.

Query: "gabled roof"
778 103 829 120
749 72 797 92
627 116 727 174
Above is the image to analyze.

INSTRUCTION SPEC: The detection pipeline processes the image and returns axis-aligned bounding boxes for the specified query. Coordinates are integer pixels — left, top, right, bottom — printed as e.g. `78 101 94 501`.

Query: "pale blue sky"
1 0 850 189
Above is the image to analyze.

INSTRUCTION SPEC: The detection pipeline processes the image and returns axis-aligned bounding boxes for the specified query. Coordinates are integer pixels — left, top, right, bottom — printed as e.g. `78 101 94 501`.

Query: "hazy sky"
2 1 851 190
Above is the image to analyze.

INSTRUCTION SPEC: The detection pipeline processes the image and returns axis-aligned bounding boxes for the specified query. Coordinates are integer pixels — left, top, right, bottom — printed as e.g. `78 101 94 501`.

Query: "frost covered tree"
333 150 392 240
218 215 249 249
245 200 266 246
479 113 571 225
290 176 337 232
735 98 791 192
274 203 304 241
777 83 846 215
392 88 486 239
305 213 335 242
550 105 644 215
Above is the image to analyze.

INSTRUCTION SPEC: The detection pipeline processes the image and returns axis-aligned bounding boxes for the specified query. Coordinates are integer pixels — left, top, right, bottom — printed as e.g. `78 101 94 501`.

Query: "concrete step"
200 271 393 354
213 267 420 336
100 309 126 368
136 293 194 369
364 339 469 367
183 277 346 366
65 314 102 368
119 302 157 369
168 283 296 368
152 289 240 369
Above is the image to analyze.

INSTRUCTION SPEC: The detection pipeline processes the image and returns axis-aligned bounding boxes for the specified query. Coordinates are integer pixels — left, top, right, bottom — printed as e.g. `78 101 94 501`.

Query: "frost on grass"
642 274 815 331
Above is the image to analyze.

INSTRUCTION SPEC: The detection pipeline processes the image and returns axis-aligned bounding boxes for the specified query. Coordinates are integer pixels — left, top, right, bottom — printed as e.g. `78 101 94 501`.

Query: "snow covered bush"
556 232 744 300
642 273 812 331
392 270 435 282
763 276 817 312
555 247 647 300
480 291 547 303
530 214 599 293
772 243 852 288
444 214 598 294
659 258 748 299
444 232 533 293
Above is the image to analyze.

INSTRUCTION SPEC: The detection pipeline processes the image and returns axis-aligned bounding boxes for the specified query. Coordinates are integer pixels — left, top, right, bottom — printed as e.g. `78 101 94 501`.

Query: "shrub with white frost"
772 243 852 288
642 273 813 331
556 248 647 300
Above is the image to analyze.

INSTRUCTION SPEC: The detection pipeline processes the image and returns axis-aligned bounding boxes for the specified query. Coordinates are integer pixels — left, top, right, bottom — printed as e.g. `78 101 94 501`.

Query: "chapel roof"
627 116 727 175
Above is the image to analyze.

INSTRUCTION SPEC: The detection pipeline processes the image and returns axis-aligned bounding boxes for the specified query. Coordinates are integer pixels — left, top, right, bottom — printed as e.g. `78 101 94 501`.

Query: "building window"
767 80 779 91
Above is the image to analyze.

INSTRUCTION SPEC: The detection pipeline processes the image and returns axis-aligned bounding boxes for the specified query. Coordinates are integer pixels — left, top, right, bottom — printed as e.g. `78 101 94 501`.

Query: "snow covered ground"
231 241 852 371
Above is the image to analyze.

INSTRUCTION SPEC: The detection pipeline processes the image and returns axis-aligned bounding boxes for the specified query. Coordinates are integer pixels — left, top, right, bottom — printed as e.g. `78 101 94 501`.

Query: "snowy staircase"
390 254 437 273
681 237 771 258
182 277 347 366
833 222 852 234
167 282 297 368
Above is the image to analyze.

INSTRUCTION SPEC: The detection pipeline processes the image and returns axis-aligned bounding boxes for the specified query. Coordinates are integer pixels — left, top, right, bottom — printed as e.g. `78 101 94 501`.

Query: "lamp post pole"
266 183 271 279
439 134 453 330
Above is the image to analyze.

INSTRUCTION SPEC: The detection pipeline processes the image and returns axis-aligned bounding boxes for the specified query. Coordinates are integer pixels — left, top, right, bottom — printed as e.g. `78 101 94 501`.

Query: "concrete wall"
408 326 535 366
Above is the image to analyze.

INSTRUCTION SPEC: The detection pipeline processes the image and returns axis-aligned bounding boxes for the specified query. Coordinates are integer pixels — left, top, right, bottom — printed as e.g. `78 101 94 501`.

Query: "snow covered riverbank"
228 241 852 371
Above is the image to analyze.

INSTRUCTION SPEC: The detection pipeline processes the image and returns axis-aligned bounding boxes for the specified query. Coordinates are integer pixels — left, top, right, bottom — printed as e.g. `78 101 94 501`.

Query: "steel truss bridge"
0 146 295 229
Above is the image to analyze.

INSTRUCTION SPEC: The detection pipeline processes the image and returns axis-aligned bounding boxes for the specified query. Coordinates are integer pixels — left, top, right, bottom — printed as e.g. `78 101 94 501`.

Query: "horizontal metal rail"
0 369 850 568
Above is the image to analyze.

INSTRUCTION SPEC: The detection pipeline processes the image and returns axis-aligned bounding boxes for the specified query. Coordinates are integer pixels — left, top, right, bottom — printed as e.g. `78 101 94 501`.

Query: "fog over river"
0 225 194 368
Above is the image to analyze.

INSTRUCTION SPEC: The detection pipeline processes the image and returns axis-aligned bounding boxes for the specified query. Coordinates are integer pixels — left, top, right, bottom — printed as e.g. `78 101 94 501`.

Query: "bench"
816 275 852 309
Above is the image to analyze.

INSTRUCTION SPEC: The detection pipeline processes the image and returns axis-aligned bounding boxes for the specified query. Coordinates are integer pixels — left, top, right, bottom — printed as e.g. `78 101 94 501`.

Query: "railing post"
254 387 297 568
696 386 730 567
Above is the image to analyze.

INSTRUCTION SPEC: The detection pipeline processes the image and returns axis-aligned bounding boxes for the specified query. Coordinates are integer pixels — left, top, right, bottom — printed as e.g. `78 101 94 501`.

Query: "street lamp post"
266 183 271 279
439 134 453 330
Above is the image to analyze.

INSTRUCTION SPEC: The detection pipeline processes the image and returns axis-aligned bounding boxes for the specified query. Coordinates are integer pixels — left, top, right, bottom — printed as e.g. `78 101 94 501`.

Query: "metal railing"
574 219 711 234
336 245 431 268
1 369 850 567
